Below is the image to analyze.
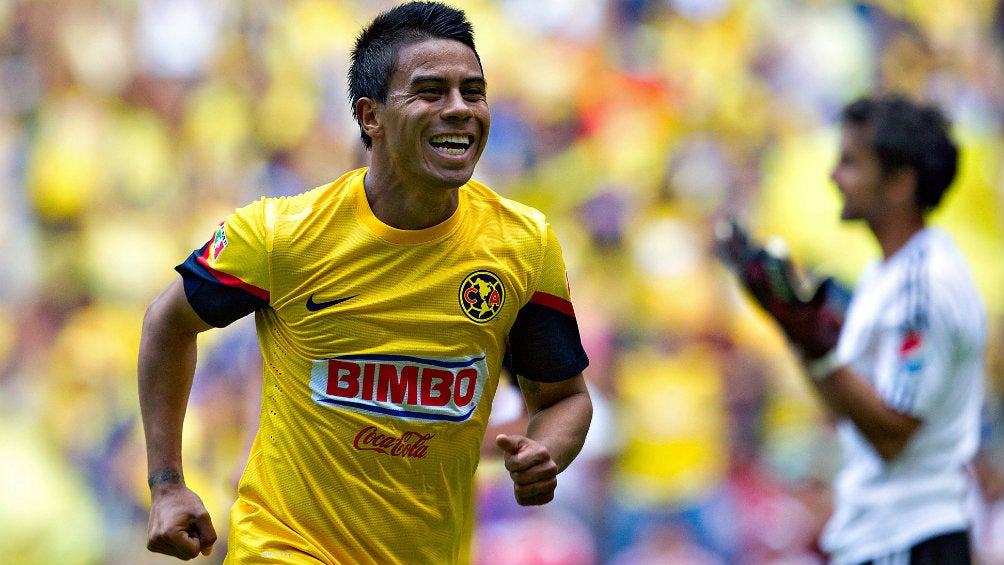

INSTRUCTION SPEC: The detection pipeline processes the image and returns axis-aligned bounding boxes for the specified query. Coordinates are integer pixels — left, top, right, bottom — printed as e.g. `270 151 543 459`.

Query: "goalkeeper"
718 95 986 565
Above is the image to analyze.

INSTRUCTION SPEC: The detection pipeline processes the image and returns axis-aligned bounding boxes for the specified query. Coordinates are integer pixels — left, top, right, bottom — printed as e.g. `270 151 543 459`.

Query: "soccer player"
137 2 593 563
722 94 985 565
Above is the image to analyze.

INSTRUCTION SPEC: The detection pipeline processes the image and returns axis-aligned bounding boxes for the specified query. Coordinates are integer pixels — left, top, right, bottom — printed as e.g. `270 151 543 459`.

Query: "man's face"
374 38 489 190
830 124 886 222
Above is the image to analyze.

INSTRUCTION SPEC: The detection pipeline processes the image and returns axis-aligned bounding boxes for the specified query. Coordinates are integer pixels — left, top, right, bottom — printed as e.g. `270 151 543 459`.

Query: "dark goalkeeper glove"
714 218 850 359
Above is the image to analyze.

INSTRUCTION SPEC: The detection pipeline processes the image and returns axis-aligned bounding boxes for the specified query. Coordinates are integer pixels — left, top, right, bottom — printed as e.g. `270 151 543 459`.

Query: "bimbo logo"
309 352 487 422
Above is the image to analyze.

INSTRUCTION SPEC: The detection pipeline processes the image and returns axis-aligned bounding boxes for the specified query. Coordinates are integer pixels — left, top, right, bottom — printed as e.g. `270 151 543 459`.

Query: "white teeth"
430 134 471 155
431 134 470 145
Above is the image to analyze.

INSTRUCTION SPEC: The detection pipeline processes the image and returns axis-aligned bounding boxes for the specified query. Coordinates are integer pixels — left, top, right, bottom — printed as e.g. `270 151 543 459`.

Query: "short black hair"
348 1 481 149
840 95 958 212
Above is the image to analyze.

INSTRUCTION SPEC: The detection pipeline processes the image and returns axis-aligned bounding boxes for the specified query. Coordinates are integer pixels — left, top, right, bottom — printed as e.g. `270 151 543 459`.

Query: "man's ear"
885 166 918 208
356 98 382 140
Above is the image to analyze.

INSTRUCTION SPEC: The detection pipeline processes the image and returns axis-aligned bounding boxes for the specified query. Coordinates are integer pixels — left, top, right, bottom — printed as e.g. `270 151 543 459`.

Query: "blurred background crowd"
1 0 1002 564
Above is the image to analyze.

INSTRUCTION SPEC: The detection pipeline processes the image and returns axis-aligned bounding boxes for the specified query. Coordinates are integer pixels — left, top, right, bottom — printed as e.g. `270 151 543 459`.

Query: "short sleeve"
175 198 271 327
874 271 955 417
506 224 589 382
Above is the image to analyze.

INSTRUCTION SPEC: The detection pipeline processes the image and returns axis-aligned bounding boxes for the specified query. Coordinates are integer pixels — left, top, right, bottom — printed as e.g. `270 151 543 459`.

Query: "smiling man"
137 3 592 564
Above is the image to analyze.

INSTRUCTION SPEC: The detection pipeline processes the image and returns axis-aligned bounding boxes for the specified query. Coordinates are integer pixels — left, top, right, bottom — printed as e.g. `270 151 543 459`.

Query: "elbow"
873 437 909 461
861 409 922 462
871 422 919 461
568 387 594 466
569 383 594 435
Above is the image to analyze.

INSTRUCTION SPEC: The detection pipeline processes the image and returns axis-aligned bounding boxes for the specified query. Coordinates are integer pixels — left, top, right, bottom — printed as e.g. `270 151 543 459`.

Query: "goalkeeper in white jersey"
719 95 985 565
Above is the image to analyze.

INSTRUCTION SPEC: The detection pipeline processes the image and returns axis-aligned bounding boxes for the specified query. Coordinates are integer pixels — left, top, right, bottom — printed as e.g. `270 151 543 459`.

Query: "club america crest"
459 271 505 323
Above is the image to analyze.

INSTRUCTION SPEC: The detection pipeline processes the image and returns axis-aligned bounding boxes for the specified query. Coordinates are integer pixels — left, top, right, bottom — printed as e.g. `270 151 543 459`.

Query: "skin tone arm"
138 276 218 559
495 374 592 506
811 366 921 461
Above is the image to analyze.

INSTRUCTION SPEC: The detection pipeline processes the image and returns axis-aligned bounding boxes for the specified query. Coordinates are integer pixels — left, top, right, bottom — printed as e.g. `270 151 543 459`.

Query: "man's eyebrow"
409 74 486 87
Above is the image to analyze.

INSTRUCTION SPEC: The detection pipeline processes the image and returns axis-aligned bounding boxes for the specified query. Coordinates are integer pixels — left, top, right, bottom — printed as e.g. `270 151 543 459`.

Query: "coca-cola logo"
353 426 434 459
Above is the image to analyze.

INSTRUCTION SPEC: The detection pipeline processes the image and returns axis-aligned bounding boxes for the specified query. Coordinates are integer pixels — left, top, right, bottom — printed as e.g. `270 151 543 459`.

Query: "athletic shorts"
858 531 971 565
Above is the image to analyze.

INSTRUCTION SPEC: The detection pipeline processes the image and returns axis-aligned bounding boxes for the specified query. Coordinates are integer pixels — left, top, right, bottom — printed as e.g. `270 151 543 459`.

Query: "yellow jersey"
175 168 588 564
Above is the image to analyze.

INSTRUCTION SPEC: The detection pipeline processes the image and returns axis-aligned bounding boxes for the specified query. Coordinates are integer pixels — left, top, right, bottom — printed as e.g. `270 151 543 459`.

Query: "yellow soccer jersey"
175 168 588 565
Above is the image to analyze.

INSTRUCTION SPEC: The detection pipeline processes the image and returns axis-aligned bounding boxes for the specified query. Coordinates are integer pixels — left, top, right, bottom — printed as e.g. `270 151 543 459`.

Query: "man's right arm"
138 275 218 559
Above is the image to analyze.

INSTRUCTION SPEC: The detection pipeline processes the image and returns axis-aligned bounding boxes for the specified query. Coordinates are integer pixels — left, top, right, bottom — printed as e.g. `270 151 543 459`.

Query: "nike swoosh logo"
306 293 359 312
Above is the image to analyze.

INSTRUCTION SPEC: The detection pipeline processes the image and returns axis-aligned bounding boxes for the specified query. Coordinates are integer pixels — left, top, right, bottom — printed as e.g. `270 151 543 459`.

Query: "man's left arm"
714 221 924 459
496 221 592 504
810 366 921 459
495 374 592 506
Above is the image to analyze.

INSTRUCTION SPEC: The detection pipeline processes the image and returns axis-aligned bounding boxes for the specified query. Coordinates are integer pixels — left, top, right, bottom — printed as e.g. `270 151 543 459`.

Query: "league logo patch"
459 270 505 323
210 223 228 264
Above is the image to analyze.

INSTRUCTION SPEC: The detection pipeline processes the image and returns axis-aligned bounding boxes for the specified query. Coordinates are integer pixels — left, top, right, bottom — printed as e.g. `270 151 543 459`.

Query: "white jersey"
822 228 986 565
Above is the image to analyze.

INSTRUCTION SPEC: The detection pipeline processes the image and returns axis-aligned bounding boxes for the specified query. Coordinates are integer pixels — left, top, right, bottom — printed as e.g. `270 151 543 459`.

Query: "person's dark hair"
840 95 958 212
348 1 481 149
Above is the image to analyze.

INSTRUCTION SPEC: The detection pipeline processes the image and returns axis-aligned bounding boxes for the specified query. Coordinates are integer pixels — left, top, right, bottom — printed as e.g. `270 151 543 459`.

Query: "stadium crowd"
0 1 1001 564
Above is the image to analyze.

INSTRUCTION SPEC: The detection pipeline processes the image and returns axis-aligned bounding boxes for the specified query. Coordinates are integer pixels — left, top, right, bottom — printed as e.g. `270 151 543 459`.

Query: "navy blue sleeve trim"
175 246 267 328
507 302 589 382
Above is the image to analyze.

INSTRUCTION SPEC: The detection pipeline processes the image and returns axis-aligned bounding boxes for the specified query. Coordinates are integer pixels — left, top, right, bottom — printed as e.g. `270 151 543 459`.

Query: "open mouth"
430 134 473 156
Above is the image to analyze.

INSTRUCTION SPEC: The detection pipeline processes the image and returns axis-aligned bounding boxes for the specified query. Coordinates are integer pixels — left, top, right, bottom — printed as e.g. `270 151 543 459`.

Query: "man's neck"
871 213 925 260
363 169 460 230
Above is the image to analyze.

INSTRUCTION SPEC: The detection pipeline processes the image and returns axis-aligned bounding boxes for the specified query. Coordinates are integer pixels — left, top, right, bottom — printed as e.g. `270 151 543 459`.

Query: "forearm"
811 366 920 460
521 377 593 473
138 280 209 486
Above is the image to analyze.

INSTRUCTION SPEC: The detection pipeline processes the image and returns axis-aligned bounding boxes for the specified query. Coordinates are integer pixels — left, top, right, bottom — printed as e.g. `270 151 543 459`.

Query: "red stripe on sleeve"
529 291 576 318
196 255 270 300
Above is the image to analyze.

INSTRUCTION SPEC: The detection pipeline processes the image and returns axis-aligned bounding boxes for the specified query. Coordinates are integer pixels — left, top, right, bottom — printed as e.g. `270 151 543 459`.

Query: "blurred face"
830 124 886 222
371 37 489 190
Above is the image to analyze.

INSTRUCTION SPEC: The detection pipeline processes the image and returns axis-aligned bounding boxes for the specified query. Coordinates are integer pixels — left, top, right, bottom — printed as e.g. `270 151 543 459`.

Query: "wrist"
148 468 184 490
804 349 841 382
